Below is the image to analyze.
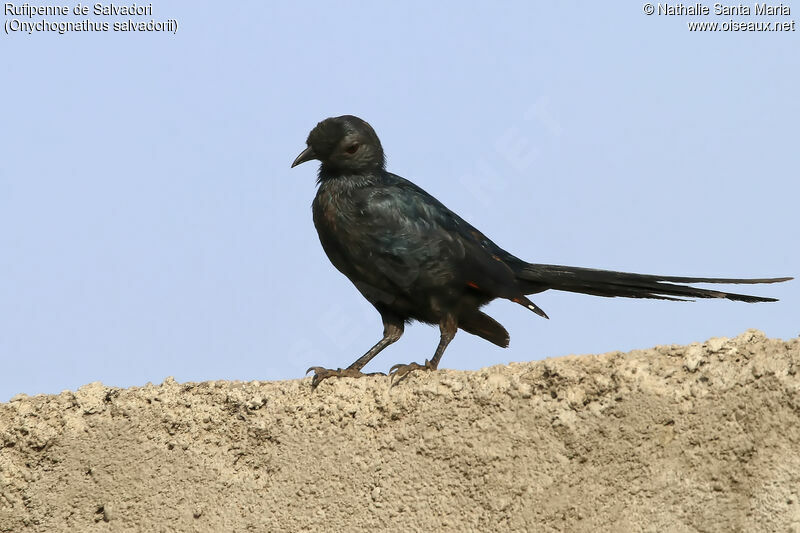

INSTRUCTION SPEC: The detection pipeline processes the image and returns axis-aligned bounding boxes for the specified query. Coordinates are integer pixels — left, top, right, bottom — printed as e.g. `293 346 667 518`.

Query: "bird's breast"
313 192 337 231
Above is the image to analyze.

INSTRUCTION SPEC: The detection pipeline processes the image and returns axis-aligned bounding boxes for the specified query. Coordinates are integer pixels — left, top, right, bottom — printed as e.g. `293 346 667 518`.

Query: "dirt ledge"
1 329 799 532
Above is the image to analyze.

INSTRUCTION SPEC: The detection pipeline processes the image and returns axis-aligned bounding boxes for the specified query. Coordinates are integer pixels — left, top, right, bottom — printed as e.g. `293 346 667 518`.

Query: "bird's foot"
389 359 437 385
306 366 385 389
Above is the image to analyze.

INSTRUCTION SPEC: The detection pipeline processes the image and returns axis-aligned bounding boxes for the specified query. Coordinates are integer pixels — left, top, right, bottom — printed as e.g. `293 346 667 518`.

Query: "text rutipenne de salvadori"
3 3 179 34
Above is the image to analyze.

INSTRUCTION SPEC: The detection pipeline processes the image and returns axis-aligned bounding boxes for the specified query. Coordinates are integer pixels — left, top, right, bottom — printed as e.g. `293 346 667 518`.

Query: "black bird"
291 115 791 387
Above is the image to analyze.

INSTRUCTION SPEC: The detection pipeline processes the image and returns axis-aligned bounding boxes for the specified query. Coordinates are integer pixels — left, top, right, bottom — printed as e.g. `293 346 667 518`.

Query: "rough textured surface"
1 330 799 532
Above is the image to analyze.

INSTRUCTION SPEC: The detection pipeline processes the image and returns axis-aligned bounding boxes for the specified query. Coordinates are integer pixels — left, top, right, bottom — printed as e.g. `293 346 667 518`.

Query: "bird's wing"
354 175 522 298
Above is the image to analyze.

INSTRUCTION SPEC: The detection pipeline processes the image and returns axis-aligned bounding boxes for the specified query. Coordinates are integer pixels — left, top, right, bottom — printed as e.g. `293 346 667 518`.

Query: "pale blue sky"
1 2 797 401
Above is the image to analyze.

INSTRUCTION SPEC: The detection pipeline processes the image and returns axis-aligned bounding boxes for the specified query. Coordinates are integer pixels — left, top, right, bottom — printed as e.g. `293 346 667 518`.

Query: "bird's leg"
307 316 403 389
390 314 457 383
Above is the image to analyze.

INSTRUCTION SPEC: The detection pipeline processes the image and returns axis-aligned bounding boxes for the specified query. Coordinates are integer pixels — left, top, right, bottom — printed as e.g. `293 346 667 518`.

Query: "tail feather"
459 311 510 347
515 264 791 303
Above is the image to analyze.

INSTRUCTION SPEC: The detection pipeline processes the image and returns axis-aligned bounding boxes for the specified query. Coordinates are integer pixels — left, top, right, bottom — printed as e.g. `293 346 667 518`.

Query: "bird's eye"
345 143 360 154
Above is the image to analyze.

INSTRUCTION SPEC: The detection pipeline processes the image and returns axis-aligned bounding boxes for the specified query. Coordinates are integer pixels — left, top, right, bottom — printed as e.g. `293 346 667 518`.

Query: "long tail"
514 263 792 303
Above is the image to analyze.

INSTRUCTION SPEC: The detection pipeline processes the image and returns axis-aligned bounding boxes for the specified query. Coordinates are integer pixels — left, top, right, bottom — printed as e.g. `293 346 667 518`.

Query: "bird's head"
291 115 385 174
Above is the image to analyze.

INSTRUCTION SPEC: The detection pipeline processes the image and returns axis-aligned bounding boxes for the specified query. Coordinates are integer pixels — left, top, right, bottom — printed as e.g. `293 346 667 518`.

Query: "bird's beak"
291 146 317 168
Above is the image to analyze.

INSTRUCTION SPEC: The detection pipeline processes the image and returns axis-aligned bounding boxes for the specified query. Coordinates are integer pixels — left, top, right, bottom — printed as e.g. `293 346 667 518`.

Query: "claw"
306 367 385 389
389 359 436 385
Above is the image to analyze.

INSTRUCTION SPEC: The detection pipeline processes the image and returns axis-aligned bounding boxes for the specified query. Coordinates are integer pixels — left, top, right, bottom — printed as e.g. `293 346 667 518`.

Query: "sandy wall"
1 330 799 532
